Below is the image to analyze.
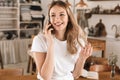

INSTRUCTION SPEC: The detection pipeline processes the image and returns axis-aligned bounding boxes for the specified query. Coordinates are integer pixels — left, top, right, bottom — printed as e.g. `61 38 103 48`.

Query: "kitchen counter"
88 36 120 42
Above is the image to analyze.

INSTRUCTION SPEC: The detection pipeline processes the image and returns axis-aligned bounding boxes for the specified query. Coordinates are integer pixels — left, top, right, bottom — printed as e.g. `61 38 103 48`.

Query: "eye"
50 14 55 17
60 13 65 16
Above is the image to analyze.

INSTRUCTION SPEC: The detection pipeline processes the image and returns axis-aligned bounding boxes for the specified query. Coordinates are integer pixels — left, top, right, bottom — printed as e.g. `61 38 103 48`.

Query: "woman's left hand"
79 43 93 61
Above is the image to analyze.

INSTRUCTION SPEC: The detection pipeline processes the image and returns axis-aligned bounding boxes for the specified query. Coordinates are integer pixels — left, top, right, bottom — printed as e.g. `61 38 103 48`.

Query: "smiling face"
49 5 69 33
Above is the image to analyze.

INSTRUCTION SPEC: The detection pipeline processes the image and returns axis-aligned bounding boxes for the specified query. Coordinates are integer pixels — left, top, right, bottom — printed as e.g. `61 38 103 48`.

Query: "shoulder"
31 32 47 52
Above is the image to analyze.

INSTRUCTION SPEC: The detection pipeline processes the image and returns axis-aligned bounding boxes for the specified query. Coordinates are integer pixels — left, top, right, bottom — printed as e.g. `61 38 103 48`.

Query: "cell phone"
48 19 55 34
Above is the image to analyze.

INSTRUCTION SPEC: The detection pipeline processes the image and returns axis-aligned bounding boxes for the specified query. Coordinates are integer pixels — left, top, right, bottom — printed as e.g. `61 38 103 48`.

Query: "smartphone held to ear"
48 21 55 34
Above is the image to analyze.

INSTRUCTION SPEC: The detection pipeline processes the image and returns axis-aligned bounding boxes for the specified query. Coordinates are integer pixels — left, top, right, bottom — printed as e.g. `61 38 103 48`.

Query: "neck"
55 31 65 41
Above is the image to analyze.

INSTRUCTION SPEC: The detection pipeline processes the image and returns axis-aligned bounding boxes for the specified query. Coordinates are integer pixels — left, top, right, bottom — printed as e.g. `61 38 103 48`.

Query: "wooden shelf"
0 28 18 31
20 3 41 6
0 7 18 9
0 18 18 20
20 28 40 31
20 21 41 24
0 12 17 14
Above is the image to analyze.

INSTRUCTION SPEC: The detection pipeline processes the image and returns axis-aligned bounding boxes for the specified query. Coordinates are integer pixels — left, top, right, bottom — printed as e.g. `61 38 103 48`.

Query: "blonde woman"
31 1 93 80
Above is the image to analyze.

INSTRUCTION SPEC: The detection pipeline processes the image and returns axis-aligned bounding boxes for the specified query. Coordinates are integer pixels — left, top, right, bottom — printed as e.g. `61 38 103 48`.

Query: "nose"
54 16 60 21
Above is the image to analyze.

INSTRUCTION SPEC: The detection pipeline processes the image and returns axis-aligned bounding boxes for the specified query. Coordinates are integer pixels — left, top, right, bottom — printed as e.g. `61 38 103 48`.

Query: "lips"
54 23 63 26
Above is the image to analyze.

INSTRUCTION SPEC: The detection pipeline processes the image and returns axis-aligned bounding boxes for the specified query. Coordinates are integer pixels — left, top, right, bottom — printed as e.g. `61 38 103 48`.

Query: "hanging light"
76 0 88 7
65 0 71 7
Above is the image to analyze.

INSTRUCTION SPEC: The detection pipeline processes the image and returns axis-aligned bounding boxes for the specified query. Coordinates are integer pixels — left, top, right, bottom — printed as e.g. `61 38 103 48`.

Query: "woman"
31 1 93 80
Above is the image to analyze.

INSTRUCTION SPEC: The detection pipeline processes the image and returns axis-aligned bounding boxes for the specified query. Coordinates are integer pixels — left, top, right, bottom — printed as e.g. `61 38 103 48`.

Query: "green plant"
108 53 118 65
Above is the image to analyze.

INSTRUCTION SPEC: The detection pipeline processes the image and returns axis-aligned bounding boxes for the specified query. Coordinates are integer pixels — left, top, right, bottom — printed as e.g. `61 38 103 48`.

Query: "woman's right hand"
44 22 54 44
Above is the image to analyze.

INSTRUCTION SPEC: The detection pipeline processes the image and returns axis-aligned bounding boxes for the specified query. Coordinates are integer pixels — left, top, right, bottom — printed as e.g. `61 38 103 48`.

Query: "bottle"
110 63 116 80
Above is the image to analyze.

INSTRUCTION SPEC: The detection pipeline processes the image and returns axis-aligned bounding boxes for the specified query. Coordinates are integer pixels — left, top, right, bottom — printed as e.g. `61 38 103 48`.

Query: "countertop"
88 36 120 42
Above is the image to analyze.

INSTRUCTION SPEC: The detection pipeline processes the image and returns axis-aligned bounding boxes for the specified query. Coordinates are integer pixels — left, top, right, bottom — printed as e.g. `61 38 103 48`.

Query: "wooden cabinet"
88 38 106 58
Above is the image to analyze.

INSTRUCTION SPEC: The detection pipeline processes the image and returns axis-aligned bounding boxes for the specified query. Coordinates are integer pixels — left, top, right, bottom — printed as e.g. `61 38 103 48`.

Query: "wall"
87 0 120 38
41 0 120 37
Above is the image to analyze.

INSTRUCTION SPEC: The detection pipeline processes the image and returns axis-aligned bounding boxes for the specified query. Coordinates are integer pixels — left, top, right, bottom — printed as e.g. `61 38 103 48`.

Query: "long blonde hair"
48 1 87 54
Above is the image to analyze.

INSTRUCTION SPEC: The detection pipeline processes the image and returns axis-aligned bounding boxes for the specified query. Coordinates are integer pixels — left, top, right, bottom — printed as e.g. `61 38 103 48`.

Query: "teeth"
55 23 63 26
56 24 61 25
56 24 62 26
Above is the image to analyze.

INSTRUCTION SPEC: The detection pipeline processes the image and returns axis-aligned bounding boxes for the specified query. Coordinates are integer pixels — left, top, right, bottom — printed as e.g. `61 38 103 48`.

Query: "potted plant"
108 53 118 79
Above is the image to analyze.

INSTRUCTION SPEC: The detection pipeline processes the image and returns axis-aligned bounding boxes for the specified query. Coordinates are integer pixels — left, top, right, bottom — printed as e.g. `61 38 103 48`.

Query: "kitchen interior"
0 0 120 79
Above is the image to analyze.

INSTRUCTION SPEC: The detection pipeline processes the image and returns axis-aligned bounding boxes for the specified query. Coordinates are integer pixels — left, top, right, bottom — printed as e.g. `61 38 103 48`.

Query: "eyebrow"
60 11 65 13
50 11 66 14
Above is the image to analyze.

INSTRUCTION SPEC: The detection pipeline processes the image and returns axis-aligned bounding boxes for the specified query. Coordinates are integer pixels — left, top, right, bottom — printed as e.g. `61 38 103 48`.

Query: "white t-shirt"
31 33 85 80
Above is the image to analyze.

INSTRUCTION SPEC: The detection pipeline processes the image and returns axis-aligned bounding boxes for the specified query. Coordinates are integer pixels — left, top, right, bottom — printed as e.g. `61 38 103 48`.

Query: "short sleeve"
31 33 47 53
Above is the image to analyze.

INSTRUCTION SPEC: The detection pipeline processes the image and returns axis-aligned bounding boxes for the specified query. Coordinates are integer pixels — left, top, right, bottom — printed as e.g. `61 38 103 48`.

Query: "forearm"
72 57 86 79
41 43 54 80
73 43 93 79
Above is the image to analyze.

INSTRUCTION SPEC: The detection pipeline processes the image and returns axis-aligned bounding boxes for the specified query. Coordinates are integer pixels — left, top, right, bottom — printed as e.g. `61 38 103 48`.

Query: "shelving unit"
19 0 44 39
0 0 44 64
0 0 19 40
0 0 44 40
